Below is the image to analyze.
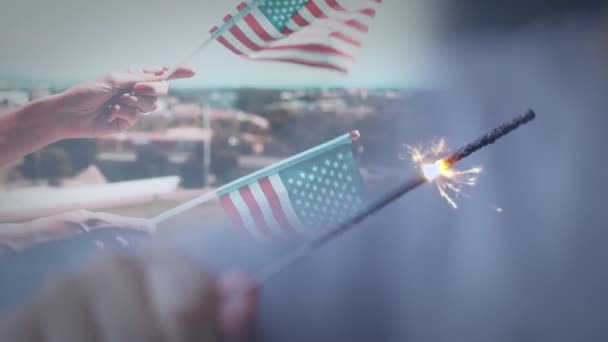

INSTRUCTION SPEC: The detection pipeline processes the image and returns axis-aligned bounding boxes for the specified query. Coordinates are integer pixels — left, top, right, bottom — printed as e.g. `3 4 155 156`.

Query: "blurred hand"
0 65 195 166
0 250 258 342
0 210 153 254
51 65 195 138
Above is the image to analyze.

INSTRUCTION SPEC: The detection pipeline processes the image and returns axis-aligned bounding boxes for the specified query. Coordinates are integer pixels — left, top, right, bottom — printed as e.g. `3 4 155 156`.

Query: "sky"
0 0 435 88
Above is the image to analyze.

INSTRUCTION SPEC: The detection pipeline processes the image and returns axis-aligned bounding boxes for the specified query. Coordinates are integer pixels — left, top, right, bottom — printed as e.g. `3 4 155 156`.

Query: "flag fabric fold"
217 132 367 241
210 0 382 73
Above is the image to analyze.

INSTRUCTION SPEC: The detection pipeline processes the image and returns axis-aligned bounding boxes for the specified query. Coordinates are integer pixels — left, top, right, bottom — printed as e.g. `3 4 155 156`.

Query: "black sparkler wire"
255 176 426 283
446 110 536 166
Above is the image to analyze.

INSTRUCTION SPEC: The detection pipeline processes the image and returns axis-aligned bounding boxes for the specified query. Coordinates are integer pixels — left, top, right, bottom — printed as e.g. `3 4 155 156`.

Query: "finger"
108 72 163 89
116 94 158 114
142 65 169 76
133 81 169 97
80 254 165 341
107 104 138 126
129 65 169 77
93 116 129 136
132 66 195 96
164 66 196 80
144 250 220 342
105 65 193 90
43 209 94 224
88 212 154 233
102 116 135 135
218 273 259 342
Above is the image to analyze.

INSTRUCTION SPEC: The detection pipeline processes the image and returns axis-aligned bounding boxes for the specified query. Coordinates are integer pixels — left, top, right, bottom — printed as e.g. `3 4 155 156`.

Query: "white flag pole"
163 37 215 80
149 190 218 225
163 0 267 79
203 104 212 187
150 0 270 226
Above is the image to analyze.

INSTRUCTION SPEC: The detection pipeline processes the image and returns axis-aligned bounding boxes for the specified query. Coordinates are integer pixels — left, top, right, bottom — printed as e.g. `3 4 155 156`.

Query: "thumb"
107 72 164 90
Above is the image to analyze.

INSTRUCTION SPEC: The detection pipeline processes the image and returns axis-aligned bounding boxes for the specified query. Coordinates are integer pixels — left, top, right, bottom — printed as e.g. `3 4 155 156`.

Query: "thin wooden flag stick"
164 37 215 80
163 0 267 79
149 190 218 225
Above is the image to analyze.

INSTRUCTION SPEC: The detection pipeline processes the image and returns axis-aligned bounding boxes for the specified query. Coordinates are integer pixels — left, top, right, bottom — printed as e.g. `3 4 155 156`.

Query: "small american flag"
210 0 382 73
217 132 367 240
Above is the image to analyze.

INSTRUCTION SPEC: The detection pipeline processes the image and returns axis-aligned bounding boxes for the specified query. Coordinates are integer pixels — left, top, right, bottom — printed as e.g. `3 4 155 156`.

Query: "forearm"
0 217 81 254
0 95 63 166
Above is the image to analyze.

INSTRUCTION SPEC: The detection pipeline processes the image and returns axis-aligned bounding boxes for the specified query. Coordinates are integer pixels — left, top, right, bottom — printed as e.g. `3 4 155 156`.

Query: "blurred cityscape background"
0 83 419 223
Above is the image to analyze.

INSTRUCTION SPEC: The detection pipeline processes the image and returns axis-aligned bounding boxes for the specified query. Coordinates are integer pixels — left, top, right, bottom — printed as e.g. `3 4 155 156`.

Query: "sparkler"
255 110 537 284
409 109 536 209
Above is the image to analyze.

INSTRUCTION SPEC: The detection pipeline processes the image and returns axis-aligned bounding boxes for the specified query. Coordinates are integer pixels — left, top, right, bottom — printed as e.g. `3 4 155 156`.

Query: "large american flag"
210 0 382 73
217 132 367 241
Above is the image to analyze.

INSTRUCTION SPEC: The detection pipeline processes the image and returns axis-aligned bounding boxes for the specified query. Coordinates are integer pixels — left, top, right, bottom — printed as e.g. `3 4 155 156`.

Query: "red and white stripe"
219 175 308 241
210 0 381 73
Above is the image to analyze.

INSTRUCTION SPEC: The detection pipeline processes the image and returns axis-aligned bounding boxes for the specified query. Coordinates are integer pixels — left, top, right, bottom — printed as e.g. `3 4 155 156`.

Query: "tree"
20 147 73 186
53 139 98 176
234 88 281 114
179 151 205 189
134 145 170 179
179 137 242 188
21 138 98 183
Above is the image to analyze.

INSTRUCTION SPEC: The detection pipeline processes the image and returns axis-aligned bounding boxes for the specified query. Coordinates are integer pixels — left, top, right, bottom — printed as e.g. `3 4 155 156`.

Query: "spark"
405 139 483 209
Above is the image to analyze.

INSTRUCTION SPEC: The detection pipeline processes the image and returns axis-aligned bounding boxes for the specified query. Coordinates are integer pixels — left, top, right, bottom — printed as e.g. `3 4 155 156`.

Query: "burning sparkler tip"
422 163 442 181
421 159 450 181
407 110 536 209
